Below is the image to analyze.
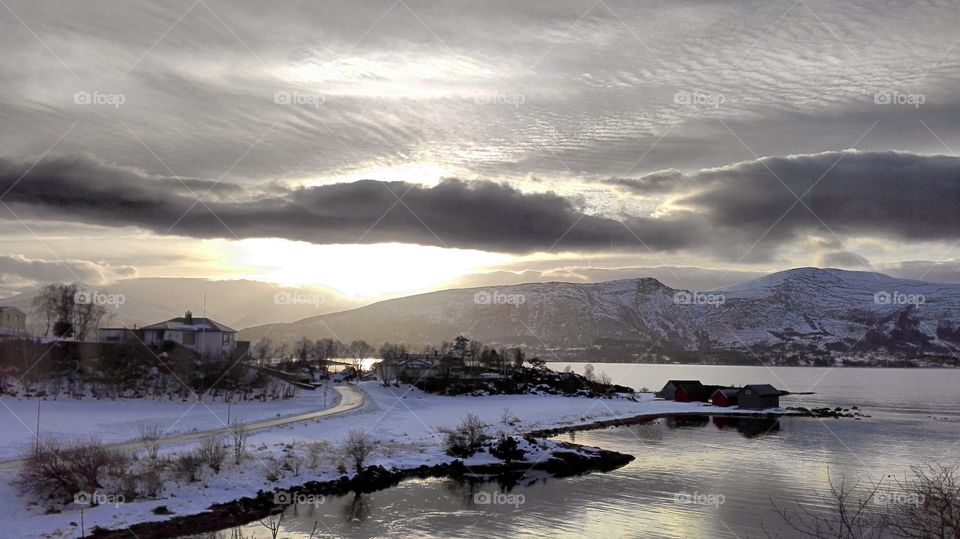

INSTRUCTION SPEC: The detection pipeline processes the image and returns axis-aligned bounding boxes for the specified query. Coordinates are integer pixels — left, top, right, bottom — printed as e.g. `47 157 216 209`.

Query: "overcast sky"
2 0 960 299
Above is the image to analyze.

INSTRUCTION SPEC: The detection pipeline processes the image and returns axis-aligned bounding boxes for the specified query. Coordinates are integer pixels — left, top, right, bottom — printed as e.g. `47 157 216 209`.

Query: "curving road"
0 384 366 471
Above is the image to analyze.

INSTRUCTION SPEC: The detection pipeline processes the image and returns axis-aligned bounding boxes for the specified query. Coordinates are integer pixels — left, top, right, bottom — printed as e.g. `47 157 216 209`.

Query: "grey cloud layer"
0 155 702 253
2 151 959 257
1 0 959 183
0 254 136 287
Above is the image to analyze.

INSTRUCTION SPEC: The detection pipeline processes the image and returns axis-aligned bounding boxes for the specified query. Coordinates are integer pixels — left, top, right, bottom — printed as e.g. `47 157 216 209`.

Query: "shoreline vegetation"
88 439 633 539
86 405 814 539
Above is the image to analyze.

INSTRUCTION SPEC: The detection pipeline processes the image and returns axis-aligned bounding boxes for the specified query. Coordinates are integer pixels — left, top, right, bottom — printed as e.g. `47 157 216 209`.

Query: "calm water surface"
203 365 960 538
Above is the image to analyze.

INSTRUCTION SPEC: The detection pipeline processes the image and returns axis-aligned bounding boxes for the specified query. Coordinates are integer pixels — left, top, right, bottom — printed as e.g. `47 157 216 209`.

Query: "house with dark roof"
737 384 781 410
711 388 740 407
677 383 723 403
657 380 703 400
140 311 237 358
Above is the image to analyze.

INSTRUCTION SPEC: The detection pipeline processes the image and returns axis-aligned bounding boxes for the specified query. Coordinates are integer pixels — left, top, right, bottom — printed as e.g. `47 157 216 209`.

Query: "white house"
0 306 27 337
140 310 238 358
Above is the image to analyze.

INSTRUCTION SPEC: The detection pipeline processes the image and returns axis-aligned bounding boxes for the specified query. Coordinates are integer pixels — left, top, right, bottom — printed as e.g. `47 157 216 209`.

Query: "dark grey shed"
737 384 781 410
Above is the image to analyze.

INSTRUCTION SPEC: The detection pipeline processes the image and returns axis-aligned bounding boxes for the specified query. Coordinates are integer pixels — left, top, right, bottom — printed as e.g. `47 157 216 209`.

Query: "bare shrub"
18 437 128 502
137 424 163 459
305 441 332 469
342 430 377 473
173 451 203 483
229 421 249 465
258 511 284 539
881 463 960 538
772 464 960 538
196 436 227 473
439 414 491 457
138 469 164 498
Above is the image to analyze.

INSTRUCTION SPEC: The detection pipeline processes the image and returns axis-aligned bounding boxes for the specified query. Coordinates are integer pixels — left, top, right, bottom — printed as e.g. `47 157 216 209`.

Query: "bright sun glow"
228 239 511 298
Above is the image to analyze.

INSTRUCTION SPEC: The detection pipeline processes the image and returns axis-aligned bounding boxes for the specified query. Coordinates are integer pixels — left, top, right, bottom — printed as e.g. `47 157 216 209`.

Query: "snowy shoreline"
1 382 785 538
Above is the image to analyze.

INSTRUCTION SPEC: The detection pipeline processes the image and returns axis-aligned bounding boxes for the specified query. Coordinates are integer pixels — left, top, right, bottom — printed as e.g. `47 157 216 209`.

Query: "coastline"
2 383 799 538
88 405 791 538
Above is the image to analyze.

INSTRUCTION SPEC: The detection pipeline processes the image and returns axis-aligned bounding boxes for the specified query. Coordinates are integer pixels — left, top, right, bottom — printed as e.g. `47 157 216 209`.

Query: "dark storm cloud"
674 150 960 247
0 155 705 254
3 151 960 256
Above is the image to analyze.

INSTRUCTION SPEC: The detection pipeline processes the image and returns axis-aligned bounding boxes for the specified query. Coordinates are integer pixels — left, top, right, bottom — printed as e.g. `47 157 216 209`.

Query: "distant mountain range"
4 278 364 333
238 268 960 367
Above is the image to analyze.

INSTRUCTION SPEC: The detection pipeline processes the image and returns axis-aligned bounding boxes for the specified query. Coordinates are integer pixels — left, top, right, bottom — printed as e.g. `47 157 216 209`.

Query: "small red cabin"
711 388 739 407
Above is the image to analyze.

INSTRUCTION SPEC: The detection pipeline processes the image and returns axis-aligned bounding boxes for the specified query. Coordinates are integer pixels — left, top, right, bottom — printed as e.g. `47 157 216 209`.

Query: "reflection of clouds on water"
216 366 960 538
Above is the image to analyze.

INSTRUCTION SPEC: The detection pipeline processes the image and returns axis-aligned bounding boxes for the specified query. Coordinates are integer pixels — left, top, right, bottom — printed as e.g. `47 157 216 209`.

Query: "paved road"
0 384 365 471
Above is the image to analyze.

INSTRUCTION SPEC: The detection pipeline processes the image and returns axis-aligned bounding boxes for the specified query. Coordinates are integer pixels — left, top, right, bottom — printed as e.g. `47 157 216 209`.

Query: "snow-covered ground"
0 386 341 460
0 382 775 538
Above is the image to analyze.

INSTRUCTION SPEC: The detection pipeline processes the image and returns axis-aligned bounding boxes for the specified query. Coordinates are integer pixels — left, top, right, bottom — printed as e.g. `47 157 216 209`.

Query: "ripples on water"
200 366 960 538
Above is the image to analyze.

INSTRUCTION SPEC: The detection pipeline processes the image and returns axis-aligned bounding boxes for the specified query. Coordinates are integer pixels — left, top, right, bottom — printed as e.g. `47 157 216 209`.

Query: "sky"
2 0 960 300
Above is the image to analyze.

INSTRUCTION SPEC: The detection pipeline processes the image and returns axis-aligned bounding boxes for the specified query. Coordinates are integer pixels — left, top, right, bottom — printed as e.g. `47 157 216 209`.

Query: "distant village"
657 379 781 410
2 285 781 409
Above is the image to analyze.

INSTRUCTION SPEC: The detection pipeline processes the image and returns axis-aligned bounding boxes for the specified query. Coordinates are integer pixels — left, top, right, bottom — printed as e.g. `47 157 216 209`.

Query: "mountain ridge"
238 267 960 366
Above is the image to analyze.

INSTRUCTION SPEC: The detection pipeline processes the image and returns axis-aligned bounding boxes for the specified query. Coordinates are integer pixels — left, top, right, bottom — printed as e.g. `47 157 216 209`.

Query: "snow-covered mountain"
238 268 960 366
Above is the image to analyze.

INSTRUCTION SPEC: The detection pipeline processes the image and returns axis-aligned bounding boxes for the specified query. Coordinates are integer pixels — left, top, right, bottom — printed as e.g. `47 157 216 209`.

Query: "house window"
182 332 196 345
222 333 232 345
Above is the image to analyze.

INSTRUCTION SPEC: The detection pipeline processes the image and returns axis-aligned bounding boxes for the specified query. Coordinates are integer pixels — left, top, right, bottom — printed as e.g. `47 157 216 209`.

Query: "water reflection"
199 408 957 538
711 415 781 438
661 414 781 438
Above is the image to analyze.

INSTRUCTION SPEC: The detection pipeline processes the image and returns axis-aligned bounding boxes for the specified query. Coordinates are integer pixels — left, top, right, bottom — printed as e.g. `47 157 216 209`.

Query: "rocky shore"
89 440 633 539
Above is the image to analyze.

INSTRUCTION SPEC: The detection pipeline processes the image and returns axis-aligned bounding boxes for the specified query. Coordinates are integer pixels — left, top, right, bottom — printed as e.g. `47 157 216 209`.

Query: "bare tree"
229 421 249 465
73 301 107 342
137 423 163 459
32 284 60 337
295 337 313 363
348 340 373 380
252 337 273 365
30 283 107 340
439 414 491 457
342 429 376 472
583 364 595 382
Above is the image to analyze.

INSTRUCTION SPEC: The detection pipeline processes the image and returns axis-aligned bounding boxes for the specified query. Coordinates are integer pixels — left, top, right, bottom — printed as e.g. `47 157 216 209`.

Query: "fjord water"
211 365 960 538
